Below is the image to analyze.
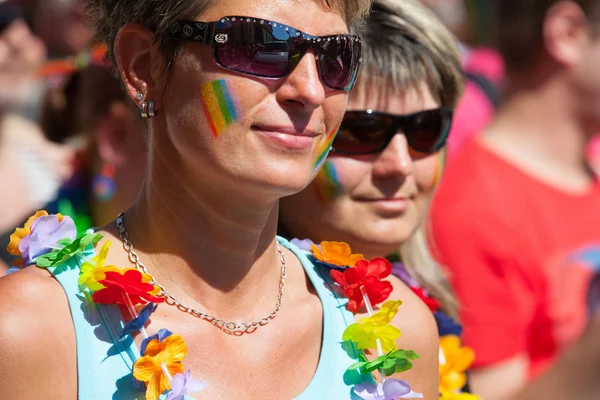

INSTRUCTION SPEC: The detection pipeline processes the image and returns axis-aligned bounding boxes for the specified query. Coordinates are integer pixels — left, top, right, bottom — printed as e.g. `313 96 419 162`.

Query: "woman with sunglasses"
0 0 441 399
279 0 469 397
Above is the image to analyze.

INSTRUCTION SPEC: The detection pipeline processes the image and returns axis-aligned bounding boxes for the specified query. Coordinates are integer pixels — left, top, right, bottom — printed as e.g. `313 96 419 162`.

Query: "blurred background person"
421 0 504 157
430 1 600 398
0 0 144 274
0 4 76 273
0 64 147 274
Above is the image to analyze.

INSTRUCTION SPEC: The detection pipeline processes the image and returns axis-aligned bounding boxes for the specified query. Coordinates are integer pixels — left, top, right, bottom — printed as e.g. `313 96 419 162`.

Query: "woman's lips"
357 197 411 214
252 125 317 150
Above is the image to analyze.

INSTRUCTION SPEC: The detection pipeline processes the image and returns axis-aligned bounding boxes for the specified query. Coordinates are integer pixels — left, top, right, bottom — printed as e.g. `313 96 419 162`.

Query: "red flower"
330 257 393 312
92 269 165 306
411 287 441 312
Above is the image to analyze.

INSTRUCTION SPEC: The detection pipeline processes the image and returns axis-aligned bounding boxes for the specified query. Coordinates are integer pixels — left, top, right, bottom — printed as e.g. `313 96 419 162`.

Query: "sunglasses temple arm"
170 21 216 45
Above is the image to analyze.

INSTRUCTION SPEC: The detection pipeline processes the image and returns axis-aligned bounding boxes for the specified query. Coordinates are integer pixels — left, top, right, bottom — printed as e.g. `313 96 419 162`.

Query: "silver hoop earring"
148 101 156 118
141 101 149 118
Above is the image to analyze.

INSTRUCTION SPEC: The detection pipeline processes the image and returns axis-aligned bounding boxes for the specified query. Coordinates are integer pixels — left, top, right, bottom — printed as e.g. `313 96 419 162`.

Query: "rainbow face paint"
314 161 343 204
312 125 340 173
431 149 446 187
200 79 241 137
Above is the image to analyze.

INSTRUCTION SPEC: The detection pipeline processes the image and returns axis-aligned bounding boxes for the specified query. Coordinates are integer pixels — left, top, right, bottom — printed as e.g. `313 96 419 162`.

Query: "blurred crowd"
2 0 600 399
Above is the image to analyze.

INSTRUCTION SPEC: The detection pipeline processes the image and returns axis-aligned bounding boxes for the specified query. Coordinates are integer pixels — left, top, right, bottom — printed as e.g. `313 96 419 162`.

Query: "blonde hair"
353 0 464 318
352 0 465 109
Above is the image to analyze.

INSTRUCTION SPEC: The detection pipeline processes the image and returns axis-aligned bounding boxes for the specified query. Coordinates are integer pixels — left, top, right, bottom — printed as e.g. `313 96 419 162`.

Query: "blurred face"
33 0 91 56
154 0 351 203
280 81 444 258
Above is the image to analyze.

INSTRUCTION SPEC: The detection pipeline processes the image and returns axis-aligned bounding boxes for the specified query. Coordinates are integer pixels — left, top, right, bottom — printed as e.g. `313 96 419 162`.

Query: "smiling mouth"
251 125 318 150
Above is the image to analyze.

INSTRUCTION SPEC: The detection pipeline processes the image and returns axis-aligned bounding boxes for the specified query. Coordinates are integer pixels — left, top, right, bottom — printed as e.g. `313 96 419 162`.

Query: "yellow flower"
78 241 111 291
311 241 365 267
342 300 403 352
364 300 403 325
440 336 475 393
133 334 187 400
440 391 480 400
7 211 59 259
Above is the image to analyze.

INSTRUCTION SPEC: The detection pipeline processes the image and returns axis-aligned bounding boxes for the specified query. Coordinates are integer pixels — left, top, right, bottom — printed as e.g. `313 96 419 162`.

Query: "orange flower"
133 334 187 400
311 241 365 268
440 335 475 393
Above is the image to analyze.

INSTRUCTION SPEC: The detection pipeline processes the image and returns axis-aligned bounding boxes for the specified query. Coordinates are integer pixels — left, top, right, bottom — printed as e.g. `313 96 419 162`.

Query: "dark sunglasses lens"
319 37 361 91
405 110 451 153
332 112 393 154
215 19 293 77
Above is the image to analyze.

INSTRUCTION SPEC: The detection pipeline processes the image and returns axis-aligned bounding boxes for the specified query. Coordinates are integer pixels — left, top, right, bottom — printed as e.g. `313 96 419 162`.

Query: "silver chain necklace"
116 212 288 334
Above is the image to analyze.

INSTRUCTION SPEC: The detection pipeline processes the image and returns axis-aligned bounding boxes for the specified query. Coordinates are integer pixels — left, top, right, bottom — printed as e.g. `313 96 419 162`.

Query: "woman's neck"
117 148 284 317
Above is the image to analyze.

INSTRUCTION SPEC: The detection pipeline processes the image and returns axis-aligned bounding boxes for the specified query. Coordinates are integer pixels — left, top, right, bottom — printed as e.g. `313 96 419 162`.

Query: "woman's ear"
114 23 167 111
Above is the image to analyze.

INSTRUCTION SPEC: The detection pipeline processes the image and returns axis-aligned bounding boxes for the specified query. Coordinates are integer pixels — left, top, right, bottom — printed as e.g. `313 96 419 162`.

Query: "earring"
141 101 149 118
141 100 156 119
148 100 156 118
93 164 117 202
135 93 144 101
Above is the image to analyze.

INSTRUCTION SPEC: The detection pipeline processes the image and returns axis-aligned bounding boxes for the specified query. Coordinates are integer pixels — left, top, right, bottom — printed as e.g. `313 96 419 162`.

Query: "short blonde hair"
352 0 465 109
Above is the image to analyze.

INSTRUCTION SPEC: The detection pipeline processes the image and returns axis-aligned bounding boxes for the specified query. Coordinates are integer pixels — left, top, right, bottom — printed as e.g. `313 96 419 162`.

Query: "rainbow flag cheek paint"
314 161 344 204
200 79 241 137
431 149 446 187
312 124 340 173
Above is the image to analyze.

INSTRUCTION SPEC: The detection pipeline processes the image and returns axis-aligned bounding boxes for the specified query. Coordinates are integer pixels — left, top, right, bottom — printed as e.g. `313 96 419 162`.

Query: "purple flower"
354 378 423 400
18 215 77 265
120 303 159 338
290 238 315 252
434 311 463 337
390 262 420 288
165 370 208 400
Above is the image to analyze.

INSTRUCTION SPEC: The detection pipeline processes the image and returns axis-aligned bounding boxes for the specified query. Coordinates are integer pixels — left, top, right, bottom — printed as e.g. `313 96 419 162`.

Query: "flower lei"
295 239 479 400
6 211 476 400
7 211 207 400
305 240 422 400
390 263 477 400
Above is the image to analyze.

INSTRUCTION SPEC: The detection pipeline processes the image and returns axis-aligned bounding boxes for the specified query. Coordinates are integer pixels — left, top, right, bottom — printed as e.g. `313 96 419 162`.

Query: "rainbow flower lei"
390 263 477 399
308 241 423 399
7 211 469 399
298 239 479 400
7 211 207 400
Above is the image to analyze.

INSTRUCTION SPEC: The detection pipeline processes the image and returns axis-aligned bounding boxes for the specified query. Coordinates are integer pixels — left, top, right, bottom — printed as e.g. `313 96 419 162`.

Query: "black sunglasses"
331 108 453 155
169 16 362 92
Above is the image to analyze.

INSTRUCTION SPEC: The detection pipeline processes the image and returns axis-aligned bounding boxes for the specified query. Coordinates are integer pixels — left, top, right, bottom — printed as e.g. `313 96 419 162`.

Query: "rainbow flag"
314 161 343 203
313 126 339 171
200 80 241 137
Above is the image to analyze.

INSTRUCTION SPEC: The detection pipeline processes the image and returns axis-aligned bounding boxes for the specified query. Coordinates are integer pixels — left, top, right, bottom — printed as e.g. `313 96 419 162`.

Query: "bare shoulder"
389 275 439 398
0 268 76 399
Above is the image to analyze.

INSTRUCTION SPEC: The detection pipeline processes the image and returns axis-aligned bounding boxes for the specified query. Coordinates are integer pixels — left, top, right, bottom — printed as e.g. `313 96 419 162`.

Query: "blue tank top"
49 236 371 399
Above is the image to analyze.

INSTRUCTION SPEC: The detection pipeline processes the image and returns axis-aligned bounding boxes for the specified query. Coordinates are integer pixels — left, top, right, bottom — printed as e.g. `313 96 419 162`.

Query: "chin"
345 231 413 259
244 166 314 198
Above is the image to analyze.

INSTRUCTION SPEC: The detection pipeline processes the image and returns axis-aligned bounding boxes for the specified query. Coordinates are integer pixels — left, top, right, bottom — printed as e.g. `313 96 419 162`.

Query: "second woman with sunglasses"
279 0 472 398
